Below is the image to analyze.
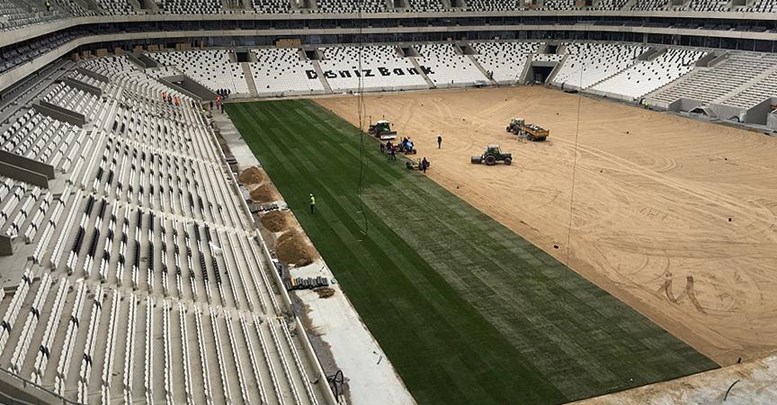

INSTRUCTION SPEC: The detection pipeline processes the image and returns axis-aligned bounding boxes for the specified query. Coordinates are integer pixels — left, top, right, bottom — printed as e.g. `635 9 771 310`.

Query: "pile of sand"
276 231 316 267
239 166 265 184
250 184 278 203
260 210 289 233
315 287 335 299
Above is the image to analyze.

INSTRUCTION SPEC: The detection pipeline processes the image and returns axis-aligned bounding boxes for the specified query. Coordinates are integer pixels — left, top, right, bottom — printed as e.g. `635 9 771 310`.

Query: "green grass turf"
226 100 718 404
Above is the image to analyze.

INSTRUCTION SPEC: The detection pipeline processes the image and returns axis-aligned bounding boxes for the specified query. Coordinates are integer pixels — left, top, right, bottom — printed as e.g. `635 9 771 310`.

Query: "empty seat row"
415 43 487 87
552 42 648 90
590 48 706 100
650 52 777 105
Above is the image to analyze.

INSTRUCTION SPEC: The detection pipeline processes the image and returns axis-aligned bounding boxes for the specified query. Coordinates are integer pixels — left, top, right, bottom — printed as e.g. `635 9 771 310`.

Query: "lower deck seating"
318 45 428 91
416 43 487 87
0 55 329 404
590 48 706 99
552 43 648 90
724 70 777 109
649 52 777 105
249 48 326 95
146 50 250 95
471 41 538 83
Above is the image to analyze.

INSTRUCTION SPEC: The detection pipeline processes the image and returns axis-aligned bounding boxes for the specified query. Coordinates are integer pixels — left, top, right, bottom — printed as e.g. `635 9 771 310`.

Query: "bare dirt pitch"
317 86 777 366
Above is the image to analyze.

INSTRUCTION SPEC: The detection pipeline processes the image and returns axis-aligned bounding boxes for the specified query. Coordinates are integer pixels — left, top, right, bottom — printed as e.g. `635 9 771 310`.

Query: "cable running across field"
355 0 369 239
564 48 584 268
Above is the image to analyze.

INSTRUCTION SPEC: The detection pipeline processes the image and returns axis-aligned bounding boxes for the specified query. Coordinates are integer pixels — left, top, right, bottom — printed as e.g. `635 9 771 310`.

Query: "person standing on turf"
437 135 442 149
309 193 316 214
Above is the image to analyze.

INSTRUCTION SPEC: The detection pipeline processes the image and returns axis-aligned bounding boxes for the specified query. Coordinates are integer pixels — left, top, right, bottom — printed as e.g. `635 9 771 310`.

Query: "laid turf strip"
227 100 717 404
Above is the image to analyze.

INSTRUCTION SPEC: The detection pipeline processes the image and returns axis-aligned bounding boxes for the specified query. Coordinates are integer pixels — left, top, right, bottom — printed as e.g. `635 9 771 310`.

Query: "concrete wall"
35 101 86 126
0 150 55 180
158 76 216 101
709 103 747 122
125 53 147 68
62 76 102 97
76 66 109 83
0 237 11 257
743 97 775 125
135 54 159 67
651 97 704 112
767 109 777 130
709 96 777 126
695 51 724 67
0 161 49 189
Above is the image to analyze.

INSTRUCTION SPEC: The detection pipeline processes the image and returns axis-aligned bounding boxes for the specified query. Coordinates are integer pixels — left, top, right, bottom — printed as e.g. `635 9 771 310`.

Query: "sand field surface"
317 86 777 365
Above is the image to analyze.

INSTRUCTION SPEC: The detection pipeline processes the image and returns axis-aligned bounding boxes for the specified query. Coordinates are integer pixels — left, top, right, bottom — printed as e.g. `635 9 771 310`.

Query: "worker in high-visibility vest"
309 193 316 214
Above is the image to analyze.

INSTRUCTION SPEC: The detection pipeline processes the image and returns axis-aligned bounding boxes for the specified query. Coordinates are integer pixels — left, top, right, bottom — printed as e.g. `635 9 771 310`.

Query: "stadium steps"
467 54 496 84
310 61 333 93
241 62 258 97
544 53 568 85
643 65 707 106
516 54 534 84
711 62 777 104
408 57 436 88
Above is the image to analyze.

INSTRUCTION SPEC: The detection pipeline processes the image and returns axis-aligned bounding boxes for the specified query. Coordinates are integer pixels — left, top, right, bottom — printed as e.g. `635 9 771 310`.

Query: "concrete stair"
241 63 258 97
409 57 436 88
311 61 333 93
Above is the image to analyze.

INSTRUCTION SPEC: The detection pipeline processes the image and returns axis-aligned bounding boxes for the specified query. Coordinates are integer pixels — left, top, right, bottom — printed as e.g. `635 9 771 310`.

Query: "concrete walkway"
241 62 258 97
213 106 416 405
211 108 261 171
292 259 417 405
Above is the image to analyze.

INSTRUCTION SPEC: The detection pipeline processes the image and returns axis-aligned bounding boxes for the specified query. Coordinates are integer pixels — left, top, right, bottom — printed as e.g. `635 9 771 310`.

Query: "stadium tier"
249 48 326 96
589 48 707 100
472 41 540 84
415 43 487 87
0 54 332 404
551 42 649 90
0 1 777 403
147 50 250 95
318 45 428 92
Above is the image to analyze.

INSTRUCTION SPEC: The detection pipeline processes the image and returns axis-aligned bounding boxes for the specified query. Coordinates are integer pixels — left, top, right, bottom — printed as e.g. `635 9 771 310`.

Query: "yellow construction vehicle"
506 117 549 141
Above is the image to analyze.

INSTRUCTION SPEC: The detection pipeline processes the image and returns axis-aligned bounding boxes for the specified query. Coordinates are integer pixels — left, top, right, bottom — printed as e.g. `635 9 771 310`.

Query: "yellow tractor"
506 117 549 141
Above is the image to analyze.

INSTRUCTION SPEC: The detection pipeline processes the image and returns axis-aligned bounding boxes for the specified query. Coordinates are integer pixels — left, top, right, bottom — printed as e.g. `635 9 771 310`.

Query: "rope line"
355 0 369 238
565 44 583 267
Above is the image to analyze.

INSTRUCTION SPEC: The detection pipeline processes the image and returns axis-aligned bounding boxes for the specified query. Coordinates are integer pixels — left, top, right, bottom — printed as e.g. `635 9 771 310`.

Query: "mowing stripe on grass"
226 100 716 404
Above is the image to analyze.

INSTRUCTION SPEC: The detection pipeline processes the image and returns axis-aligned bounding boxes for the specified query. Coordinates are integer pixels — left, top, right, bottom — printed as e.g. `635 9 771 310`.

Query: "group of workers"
380 137 417 157
160 91 188 107
307 134 442 216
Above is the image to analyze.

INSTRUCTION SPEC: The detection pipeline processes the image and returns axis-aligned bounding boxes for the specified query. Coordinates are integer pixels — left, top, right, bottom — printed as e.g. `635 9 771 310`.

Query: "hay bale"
314 287 335 299
276 231 315 267
250 184 278 203
239 166 265 184
260 211 288 233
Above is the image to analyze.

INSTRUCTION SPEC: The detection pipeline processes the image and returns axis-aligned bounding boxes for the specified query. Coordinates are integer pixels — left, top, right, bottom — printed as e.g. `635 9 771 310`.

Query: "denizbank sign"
305 66 435 79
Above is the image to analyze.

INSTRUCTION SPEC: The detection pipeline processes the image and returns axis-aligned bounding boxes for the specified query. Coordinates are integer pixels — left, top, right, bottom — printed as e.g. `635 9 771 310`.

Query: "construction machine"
506 117 525 134
506 117 549 141
368 120 398 140
471 145 512 165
